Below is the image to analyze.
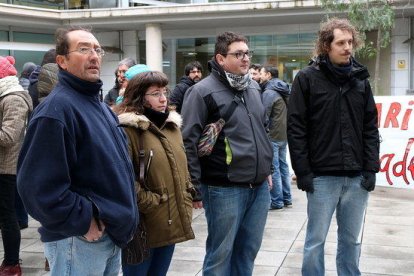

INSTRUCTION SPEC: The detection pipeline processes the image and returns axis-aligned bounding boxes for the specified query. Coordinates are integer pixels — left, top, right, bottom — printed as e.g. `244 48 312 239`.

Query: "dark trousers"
0 174 21 265
14 186 28 228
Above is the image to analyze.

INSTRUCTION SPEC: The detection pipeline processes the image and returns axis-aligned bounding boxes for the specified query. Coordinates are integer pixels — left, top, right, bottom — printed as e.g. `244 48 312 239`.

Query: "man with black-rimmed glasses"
182 31 273 276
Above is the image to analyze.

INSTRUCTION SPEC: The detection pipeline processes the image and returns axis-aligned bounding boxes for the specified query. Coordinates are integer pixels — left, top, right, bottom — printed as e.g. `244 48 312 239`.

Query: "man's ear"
56 55 68 70
215 54 225 67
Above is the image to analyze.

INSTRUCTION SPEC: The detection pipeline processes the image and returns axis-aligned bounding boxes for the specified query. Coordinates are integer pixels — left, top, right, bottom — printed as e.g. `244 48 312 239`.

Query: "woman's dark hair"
114 71 169 115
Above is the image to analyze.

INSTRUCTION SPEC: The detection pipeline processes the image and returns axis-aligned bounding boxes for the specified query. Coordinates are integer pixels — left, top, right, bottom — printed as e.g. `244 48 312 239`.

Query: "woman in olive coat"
115 71 195 276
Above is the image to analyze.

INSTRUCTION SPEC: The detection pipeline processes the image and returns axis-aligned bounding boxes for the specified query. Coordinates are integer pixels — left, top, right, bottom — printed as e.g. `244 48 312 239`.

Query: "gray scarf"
224 71 251 91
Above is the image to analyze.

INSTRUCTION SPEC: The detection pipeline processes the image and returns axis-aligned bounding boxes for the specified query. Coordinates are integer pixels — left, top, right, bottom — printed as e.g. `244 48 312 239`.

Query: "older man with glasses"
182 31 273 276
17 26 138 275
104 57 136 106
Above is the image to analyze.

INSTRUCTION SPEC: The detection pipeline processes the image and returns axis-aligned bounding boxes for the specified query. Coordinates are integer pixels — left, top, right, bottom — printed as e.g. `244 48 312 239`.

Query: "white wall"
391 18 410 96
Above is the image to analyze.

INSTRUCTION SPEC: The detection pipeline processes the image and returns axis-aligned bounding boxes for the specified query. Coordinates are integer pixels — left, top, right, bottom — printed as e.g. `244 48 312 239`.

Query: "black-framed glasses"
222 50 253 60
66 47 105 57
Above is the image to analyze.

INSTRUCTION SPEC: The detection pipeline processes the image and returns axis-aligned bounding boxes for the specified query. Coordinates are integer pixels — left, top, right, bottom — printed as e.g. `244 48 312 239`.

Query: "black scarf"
325 56 352 84
143 107 169 129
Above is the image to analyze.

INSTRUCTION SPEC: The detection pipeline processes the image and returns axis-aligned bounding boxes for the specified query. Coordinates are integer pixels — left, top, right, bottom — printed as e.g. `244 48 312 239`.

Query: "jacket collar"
58 69 103 97
312 55 370 81
118 110 182 130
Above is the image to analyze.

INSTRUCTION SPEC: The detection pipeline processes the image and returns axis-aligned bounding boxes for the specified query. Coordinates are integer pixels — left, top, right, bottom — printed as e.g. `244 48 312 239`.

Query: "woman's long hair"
113 71 169 115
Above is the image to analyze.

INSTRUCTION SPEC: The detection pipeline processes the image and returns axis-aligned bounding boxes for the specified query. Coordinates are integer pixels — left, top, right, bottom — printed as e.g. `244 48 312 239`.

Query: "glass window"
0 31 8 42
161 32 317 87
11 0 64 9
13 50 45 75
13 32 54 44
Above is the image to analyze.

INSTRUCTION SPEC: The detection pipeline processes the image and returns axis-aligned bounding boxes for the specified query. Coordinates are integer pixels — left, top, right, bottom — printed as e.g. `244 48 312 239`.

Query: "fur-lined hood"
118 110 182 130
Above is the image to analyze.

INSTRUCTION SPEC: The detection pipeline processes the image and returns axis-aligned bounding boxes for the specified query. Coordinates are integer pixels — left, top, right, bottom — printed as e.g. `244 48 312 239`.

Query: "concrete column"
145 23 163 72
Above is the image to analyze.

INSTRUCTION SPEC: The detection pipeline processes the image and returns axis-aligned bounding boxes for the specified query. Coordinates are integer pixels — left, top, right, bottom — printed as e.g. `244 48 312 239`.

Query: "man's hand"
361 171 376 192
193 201 203 209
83 218 105 242
297 173 314 193
267 175 273 190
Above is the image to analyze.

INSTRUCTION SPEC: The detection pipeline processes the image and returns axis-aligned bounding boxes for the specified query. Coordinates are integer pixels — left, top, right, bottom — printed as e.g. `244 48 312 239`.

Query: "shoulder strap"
136 129 145 186
222 98 238 122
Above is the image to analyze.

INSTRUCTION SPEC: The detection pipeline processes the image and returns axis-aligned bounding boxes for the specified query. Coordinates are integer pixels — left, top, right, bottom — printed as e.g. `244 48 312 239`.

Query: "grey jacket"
181 60 273 188
262 78 290 141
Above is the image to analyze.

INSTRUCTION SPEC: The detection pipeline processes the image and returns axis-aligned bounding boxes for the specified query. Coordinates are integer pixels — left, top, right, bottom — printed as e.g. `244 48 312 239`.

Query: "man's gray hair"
118 57 136 68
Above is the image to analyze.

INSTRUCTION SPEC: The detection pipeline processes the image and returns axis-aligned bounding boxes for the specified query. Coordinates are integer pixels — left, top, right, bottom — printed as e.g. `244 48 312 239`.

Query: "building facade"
1 0 414 96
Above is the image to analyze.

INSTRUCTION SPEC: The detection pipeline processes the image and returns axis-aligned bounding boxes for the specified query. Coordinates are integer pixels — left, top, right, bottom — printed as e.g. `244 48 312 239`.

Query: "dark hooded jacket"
28 65 41 108
181 59 273 191
287 55 380 177
262 78 290 141
169 76 196 113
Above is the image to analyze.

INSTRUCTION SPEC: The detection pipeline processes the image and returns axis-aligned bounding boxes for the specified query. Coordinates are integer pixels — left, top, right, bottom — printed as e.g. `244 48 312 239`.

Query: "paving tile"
362 244 414 261
360 256 414 275
167 260 202 276
253 265 278 276
254 250 286 267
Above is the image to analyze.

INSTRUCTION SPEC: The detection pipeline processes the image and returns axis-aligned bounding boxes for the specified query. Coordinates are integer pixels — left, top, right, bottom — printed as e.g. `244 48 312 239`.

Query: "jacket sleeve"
17 117 92 237
181 85 208 190
0 95 29 147
287 71 312 176
169 83 186 112
362 81 380 172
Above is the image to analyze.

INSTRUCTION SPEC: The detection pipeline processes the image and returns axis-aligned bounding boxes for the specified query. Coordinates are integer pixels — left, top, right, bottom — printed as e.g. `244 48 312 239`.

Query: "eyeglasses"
67 47 105 57
145 90 169 98
189 70 202 74
117 70 127 75
223 50 253 60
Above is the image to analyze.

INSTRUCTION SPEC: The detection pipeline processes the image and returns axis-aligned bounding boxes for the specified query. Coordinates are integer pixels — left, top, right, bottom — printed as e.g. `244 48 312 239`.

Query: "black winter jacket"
169 76 195 113
287 56 380 177
182 60 273 189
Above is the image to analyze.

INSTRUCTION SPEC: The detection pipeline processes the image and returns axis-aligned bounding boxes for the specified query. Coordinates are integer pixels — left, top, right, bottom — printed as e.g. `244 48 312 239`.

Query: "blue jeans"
302 175 368 276
200 182 269 276
269 141 292 208
122 244 175 276
44 233 121 275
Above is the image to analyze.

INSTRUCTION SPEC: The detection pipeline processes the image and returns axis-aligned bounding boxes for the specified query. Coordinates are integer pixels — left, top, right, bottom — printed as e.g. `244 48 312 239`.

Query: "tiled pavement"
3 184 414 275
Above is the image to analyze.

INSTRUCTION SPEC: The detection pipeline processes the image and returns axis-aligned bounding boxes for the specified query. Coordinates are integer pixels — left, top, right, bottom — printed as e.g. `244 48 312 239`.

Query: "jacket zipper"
239 93 259 185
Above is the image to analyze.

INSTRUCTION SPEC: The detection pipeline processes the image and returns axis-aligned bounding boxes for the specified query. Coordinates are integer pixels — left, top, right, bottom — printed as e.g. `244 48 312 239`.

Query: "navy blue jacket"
17 70 138 248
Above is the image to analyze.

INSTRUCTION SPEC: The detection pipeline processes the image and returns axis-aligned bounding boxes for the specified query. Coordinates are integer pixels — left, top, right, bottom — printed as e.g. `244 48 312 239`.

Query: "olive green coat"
119 111 194 248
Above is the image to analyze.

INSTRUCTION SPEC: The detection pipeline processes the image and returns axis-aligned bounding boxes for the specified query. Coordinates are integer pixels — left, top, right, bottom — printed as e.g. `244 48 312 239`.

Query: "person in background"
114 64 151 106
28 49 56 108
260 65 292 210
181 32 273 276
17 26 138 275
104 57 136 106
169 61 203 113
19 62 37 91
0 55 33 276
114 71 195 276
249 63 262 83
37 63 59 104
288 18 380 275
